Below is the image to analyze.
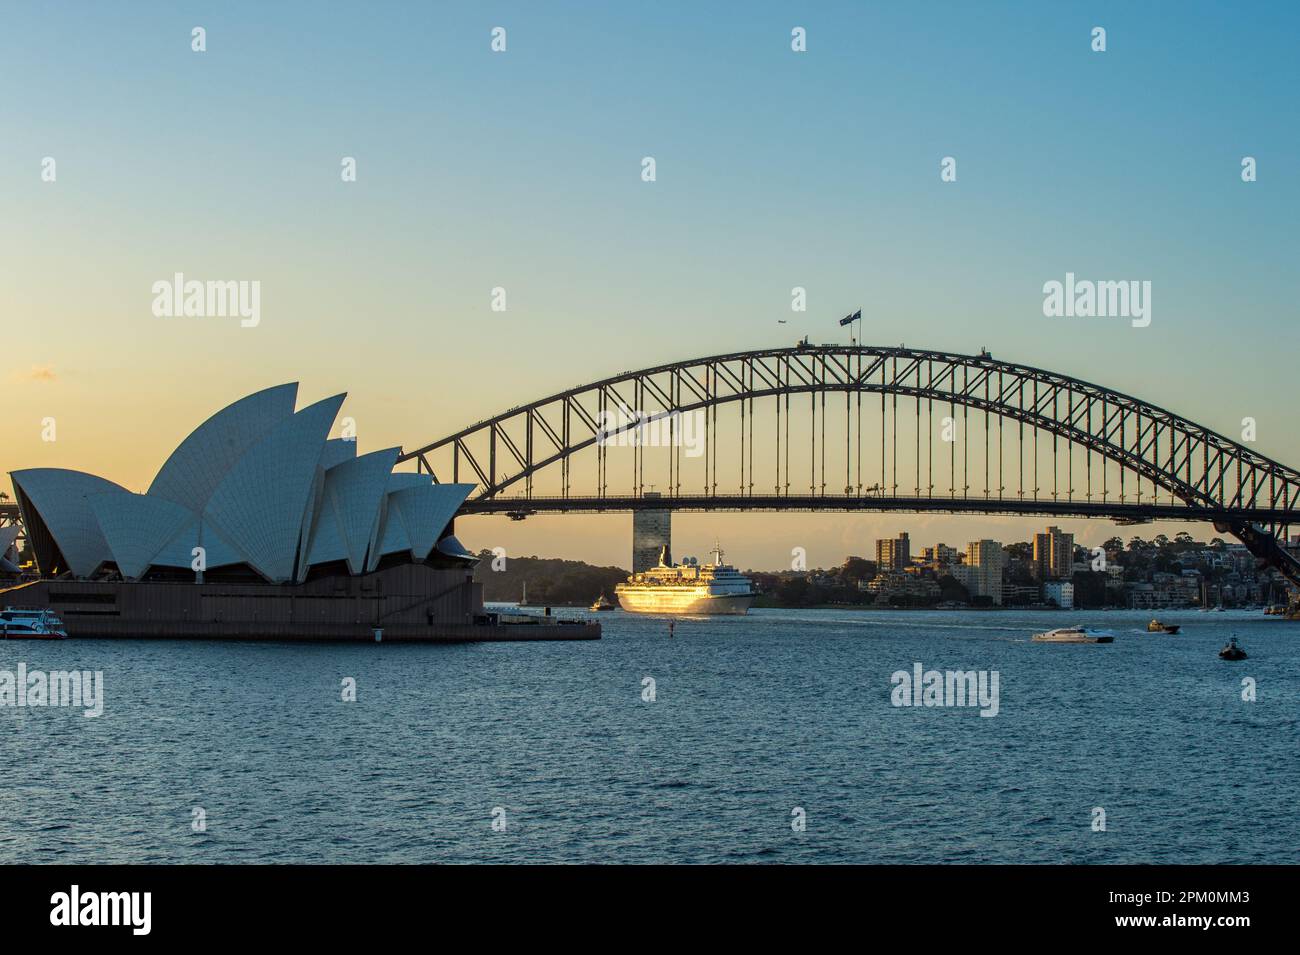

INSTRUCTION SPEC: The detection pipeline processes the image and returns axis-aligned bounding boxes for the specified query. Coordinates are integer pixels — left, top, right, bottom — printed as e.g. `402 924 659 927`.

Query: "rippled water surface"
1 608 1295 863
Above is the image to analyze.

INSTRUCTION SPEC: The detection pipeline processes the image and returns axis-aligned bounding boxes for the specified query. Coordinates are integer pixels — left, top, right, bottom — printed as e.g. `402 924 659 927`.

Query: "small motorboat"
1147 619 1180 634
1218 637 1247 661
0 607 68 639
1032 626 1114 644
589 593 616 612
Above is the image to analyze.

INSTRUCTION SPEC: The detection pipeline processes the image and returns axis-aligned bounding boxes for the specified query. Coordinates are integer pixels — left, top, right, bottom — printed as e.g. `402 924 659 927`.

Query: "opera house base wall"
1 564 599 642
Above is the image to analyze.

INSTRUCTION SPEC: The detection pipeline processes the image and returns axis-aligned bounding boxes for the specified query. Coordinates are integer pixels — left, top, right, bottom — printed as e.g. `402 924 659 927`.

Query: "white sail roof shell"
149 517 245 571
147 383 298 513
368 472 432 569
435 534 476 561
368 482 475 569
88 491 195 580
10 469 128 577
304 448 400 575
389 483 475 561
0 526 20 572
370 498 412 569
293 441 358 580
320 439 356 471
202 394 346 582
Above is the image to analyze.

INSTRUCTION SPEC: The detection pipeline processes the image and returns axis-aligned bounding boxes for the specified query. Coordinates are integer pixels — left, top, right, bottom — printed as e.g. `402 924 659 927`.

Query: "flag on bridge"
839 309 862 326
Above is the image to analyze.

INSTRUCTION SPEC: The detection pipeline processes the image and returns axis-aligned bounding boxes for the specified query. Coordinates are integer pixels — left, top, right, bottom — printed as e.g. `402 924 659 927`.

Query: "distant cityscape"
747 527 1297 610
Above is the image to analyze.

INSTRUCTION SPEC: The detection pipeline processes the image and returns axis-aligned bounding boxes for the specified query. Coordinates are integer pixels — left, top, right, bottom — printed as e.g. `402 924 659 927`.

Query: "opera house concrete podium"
4 384 596 641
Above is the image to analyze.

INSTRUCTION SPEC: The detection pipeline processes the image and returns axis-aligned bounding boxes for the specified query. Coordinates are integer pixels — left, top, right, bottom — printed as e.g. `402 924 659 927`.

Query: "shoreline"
495 600 1264 614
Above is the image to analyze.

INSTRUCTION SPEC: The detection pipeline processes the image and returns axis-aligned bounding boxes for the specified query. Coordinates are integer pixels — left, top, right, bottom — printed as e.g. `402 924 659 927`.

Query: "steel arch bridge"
401 344 1300 585
0 504 19 527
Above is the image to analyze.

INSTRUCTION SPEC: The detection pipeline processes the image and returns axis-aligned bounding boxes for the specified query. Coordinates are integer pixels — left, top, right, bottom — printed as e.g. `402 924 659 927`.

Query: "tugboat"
0 607 68 639
1218 636 1247 661
1031 626 1114 644
1147 619 1181 634
589 593 616 612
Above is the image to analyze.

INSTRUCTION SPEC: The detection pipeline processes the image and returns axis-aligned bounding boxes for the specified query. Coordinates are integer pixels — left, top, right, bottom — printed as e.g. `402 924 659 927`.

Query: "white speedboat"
0 607 68 639
1031 626 1113 644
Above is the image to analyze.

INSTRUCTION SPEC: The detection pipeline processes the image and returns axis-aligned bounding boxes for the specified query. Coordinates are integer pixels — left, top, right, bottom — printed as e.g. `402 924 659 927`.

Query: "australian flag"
839 309 862 326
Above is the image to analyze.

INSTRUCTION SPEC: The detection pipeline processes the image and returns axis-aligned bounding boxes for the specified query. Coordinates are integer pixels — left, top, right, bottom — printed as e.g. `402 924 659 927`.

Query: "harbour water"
1 608 1295 864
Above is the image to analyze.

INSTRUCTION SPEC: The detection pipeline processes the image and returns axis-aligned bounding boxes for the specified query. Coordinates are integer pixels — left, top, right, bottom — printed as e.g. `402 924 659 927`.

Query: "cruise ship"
615 544 755 615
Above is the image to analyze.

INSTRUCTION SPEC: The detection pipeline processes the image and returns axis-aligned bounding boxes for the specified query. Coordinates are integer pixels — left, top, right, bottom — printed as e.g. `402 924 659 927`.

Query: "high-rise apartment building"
961 539 1005 605
1033 526 1074 580
875 532 911 571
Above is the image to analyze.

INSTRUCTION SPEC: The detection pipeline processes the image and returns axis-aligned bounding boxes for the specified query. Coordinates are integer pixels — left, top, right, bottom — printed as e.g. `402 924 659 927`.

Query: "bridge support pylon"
1217 519 1300 616
632 495 671 574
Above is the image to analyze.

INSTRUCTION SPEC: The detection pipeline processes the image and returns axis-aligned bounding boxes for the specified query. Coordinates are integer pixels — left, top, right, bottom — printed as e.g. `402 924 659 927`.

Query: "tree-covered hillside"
473 550 629 606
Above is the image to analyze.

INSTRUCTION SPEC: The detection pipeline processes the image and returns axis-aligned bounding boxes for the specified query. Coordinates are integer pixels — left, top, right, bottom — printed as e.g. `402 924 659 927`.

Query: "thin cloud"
26 365 57 382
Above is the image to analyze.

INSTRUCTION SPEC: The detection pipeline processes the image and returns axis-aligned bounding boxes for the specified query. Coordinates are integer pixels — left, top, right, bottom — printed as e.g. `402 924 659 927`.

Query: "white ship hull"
615 588 754 615
1031 627 1114 644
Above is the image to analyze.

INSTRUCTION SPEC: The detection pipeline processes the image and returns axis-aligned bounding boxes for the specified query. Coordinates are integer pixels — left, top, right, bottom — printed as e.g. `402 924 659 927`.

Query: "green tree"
937 575 970 604
1004 541 1032 561
841 556 874 583
777 576 812 606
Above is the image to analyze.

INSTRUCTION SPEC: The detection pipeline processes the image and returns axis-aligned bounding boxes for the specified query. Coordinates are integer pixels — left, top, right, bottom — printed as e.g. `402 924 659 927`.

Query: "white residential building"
953 539 1004 605
1043 580 1075 609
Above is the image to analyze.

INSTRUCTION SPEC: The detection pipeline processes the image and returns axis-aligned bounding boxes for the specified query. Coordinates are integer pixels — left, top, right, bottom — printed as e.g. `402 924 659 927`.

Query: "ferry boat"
615 543 755 615
1031 626 1114 644
1 607 68 639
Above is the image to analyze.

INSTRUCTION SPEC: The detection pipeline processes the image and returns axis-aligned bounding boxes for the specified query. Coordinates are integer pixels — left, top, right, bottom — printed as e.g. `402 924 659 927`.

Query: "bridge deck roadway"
456 494 1293 524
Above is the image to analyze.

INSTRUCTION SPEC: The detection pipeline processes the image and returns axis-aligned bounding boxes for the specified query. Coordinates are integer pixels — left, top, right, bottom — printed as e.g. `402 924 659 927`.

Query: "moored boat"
0 607 68 639
1031 626 1114 644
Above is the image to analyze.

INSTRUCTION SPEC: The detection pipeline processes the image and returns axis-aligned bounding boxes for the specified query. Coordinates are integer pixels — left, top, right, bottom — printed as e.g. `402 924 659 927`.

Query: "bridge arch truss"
401 345 1300 585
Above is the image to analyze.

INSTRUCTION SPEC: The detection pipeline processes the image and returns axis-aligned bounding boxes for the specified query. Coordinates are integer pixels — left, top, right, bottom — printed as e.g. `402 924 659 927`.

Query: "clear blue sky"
3 2 1297 567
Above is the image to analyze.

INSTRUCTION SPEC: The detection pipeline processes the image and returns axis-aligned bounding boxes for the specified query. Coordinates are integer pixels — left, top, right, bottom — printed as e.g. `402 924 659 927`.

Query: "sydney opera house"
4 384 595 641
